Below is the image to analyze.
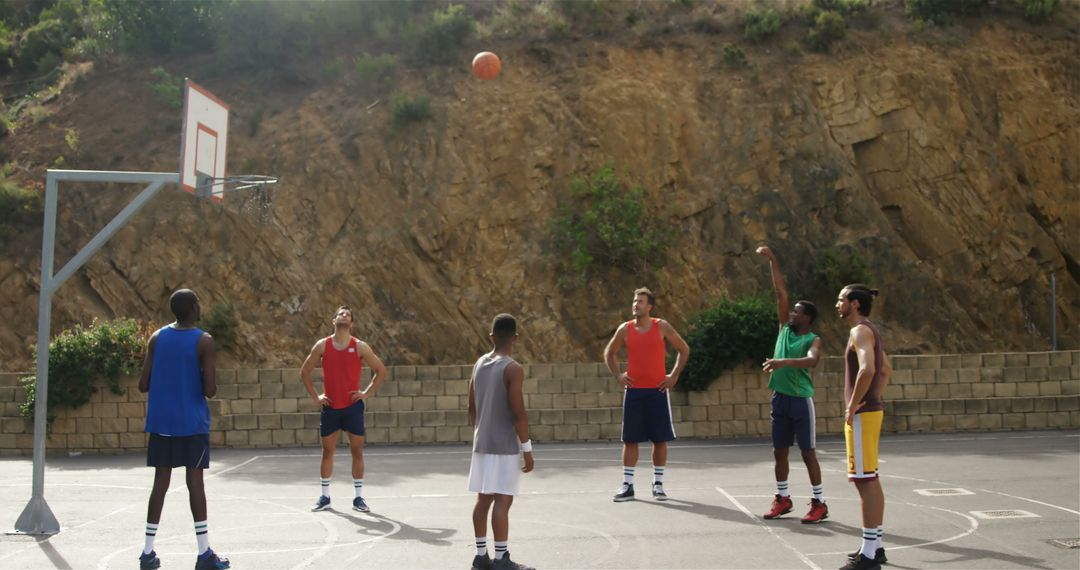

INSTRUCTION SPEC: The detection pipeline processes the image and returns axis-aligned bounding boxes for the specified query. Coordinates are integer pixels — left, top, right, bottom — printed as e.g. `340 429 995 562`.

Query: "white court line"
971 488 1080 517
716 487 821 570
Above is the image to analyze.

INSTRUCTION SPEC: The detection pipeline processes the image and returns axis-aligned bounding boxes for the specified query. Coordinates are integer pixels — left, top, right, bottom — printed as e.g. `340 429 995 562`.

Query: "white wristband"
519 439 532 453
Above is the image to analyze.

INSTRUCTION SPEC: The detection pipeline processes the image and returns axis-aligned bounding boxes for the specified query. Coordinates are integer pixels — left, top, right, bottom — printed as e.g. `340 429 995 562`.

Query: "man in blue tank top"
136 289 229 570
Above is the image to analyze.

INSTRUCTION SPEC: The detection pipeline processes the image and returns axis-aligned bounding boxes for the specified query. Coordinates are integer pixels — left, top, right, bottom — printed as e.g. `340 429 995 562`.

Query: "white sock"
143 522 158 555
777 480 790 497
653 465 665 484
195 521 209 555
494 540 508 560
354 478 364 498
321 477 330 498
623 467 634 485
860 528 876 558
475 536 487 556
875 526 884 550
811 484 824 503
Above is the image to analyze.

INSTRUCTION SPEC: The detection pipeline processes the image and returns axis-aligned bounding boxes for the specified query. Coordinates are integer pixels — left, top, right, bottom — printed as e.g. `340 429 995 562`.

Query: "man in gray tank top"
467 314 534 570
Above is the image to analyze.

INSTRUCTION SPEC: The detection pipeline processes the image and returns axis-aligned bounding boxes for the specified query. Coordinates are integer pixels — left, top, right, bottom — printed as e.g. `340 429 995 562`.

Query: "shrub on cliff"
676 295 776 391
21 319 150 423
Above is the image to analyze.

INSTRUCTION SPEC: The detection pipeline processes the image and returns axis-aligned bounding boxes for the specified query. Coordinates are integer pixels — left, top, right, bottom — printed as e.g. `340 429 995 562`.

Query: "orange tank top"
625 318 666 388
322 336 362 410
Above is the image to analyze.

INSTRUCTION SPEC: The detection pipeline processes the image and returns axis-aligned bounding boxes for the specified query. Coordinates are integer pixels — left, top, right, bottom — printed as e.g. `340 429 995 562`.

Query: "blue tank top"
145 326 210 436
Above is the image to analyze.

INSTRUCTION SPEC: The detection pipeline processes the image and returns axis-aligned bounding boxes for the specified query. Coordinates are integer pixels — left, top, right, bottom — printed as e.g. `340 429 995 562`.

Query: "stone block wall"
0 350 1077 454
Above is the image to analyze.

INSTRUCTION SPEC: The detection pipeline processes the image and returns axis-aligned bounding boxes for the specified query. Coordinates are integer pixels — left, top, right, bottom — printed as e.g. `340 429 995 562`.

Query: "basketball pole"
12 169 178 535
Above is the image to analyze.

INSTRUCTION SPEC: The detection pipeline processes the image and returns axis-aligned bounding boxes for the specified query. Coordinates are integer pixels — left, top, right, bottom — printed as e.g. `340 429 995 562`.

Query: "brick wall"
0 350 1077 454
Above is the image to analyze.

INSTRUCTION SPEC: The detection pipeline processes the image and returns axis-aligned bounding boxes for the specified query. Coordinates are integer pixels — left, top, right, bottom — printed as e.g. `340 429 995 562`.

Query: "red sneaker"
763 494 793 519
801 498 829 524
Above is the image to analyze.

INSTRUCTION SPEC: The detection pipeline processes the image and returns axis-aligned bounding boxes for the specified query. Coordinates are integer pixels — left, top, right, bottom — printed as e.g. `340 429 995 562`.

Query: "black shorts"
320 400 366 437
147 433 210 469
621 388 676 444
771 392 817 450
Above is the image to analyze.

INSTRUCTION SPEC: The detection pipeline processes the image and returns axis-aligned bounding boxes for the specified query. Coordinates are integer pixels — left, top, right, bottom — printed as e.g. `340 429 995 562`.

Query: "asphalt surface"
1 430 1078 569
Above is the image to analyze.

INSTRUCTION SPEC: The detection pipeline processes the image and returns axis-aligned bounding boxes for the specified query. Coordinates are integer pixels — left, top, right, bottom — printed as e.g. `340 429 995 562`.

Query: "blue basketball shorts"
320 400 366 437
147 433 210 469
621 388 676 444
770 392 816 450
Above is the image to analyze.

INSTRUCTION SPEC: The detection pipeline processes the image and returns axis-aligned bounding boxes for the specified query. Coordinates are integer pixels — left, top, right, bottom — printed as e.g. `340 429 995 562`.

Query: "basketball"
472 51 501 80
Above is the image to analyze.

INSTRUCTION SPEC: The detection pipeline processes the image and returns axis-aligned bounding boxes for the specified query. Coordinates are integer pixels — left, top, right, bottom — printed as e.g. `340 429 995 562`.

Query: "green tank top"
767 325 818 398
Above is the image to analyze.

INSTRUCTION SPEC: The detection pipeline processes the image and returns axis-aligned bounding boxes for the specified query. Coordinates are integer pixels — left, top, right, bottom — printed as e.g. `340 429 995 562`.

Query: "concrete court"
1 430 1078 570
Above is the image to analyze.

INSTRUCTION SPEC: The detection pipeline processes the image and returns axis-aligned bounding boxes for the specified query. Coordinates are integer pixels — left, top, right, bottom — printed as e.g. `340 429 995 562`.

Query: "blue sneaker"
311 495 331 511
352 496 370 512
139 550 161 569
194 548 230 570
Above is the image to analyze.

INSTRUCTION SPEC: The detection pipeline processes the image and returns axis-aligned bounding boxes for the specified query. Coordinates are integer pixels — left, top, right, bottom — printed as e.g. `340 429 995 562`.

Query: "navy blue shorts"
147 433 210 469
621 388 676 444
771 392 817 450
320 400 366 437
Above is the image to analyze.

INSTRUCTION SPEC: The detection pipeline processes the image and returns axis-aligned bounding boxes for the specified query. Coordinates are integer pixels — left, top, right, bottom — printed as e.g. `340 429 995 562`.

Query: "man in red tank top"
301 305 388 514
603 287 690 502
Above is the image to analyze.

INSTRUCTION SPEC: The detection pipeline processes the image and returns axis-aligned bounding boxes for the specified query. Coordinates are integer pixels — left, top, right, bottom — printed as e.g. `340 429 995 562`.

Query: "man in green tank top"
756 246 827 524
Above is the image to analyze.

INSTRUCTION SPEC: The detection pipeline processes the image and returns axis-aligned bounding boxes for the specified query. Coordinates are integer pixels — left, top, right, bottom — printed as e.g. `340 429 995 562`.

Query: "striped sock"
320 477 330 498
475 536 487 556
653 465 665 484
860 528 876 559
194 521 209 555
875 526 884 549
777 480 790 498
811 484 824 502
354 478 364 498
494 540 508 560
143 522 158 555
623 467 634 485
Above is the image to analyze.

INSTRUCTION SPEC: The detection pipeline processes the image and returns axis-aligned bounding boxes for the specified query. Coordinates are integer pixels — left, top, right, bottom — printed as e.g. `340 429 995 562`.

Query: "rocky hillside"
1 3 1077 370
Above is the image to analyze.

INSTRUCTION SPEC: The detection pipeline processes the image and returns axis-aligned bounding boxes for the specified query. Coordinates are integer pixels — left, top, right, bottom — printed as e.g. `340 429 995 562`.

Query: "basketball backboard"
180 79 229 202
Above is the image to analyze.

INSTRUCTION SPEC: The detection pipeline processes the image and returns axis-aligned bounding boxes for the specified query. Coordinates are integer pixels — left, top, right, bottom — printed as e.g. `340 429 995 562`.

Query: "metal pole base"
10 495 60 535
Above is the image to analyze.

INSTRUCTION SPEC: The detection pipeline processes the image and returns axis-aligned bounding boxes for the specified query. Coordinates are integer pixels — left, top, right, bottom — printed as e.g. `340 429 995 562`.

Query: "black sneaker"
471 553 493 570
194 548 231 570
492 552 535 570
139 550 161 569
652 483 669 501
613 483 635 502
839 553 881 570
847 547 886 564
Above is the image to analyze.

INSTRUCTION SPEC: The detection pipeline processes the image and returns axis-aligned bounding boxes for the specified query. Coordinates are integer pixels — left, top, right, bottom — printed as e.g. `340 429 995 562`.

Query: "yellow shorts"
845 410 883 481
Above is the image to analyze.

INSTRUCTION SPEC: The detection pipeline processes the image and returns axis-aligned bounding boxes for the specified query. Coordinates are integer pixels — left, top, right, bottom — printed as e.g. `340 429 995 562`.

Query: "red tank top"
625 318 666 388
322 336 362 409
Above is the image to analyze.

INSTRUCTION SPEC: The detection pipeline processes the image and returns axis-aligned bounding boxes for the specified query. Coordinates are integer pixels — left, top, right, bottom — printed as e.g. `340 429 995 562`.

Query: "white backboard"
180 79 229 202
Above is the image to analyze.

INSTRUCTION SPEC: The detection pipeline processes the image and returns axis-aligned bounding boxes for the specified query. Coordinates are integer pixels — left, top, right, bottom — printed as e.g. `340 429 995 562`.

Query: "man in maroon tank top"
604 287 690 502
301 305 388 513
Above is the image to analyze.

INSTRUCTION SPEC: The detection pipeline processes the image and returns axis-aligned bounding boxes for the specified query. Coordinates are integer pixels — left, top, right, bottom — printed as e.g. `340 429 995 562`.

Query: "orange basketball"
472 51 501 80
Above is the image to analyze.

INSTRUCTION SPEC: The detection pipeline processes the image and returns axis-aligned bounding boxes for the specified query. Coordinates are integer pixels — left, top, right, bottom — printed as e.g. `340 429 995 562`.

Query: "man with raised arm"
756 246 827 524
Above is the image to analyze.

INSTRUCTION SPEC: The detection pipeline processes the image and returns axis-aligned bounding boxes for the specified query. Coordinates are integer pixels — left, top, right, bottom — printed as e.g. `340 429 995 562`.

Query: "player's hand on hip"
350 390 368 402
659 374 677 392
845 401 866 425
618 373 634 388
317 394 332 408
521 452 534 473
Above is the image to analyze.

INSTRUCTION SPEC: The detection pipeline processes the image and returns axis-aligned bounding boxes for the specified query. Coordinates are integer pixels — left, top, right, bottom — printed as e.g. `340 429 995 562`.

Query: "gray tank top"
471 353 520 455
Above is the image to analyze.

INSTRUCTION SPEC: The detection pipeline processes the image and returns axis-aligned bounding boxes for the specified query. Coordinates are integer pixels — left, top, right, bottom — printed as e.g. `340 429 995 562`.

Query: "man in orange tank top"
301 305 388 514
603 287 690 502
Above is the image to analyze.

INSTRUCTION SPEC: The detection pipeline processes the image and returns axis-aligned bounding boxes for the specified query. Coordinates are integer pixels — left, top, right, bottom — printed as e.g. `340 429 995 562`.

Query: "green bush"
904 0 989 24
812 0 868 14
813 247 871 297
147 66 181 109
390 93 432 129
21 319 149 422
102 0 218 54
742 8 782 43
548 166 674 282
413 4 474 65
807 10 847 52
322 57 345 80
354 52 399 84
722 42 747 67
1020 0 1058 22
677 295 776 391
0 178 43 242
201 302 237 351
16 17 65 73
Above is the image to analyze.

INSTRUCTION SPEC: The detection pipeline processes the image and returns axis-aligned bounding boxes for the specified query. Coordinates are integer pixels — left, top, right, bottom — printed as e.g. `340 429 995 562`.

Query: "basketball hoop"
197 174 279 225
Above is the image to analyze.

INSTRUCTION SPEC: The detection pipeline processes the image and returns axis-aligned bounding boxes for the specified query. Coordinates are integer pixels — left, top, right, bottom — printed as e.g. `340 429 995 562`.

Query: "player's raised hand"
756 246 774 259
522 451 534 473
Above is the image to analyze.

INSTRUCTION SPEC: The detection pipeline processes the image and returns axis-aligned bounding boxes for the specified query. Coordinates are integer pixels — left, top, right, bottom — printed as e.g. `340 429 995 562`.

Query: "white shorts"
468 452 522 496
